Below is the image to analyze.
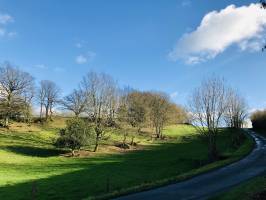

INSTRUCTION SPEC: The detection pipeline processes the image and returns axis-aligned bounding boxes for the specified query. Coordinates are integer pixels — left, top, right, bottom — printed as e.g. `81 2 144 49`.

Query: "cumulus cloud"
169 3 266 64
75 51 96 64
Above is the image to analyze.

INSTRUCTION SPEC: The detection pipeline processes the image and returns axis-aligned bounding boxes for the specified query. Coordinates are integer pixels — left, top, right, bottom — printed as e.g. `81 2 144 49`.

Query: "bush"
251 110 266 129
55 118 93 156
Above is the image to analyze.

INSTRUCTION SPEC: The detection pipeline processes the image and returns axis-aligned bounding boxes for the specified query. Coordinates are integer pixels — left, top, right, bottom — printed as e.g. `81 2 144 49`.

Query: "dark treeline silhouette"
251 110 266 129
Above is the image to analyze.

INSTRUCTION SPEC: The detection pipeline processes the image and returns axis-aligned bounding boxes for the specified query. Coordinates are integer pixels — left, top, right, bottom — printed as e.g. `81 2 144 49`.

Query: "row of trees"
189 77 248 161
0 63 249 158
55 72 187 152
118 91 187 138
0 63 187 153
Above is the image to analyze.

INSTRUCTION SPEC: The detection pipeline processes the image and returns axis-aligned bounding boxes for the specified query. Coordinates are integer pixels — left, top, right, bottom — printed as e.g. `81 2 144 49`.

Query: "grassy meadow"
0 118 253 200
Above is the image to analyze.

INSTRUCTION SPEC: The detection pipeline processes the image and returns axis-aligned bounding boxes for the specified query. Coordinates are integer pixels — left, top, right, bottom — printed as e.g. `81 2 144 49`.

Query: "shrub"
55 118 93 156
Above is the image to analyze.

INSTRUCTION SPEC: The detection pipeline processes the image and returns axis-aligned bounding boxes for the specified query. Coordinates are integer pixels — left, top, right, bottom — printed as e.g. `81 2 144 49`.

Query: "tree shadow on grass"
0 141 211 200
0 132 237 200
4 146 68 157
0 132 52 146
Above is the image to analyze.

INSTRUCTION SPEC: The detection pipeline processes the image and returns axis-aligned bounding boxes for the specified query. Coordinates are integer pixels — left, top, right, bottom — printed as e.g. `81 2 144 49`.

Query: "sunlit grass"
0 119 253 200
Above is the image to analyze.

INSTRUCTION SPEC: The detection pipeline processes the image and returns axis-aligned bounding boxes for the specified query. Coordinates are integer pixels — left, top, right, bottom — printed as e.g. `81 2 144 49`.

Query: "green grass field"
0 119 253 200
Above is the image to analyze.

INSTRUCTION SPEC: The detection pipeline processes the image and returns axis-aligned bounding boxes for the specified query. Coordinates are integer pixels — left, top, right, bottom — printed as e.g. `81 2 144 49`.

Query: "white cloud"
169 3 266 64
0 13 13 25
75 51 96 64
181 0 191 7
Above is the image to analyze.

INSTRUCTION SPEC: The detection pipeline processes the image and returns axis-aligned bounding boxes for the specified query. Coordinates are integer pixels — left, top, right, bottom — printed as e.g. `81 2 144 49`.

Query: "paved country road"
114 130 266 200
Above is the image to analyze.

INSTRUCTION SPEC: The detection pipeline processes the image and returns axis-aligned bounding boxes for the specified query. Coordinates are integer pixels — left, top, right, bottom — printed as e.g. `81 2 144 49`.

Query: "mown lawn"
0 120 253 200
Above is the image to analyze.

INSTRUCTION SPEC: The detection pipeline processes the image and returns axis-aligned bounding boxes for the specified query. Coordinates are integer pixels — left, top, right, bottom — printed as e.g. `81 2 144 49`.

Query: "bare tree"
37 82 46 118
61 89 87 117
37 80 60 121
0 63 35 127
81 71 102 121
149 92 171 139
189 77 228 161
105 78 119 126
126 91 146 132
225 88 248 129
81 71 117 152
21 84 35 123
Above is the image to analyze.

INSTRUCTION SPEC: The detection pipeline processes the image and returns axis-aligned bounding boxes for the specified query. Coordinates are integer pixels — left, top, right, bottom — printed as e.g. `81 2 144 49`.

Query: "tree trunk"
5 94 11 127
130 136 135 145
159 126 163 139
208 135 218 161
5 115 9 128
155 126 160 138
122 133 127 148
49 105 53 121
71 149 75 157
94 137 99 152
45 105 49 121
40 103 43 118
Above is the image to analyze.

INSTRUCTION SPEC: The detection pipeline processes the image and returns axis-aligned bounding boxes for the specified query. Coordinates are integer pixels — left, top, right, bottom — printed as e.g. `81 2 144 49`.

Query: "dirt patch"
61 144 145 158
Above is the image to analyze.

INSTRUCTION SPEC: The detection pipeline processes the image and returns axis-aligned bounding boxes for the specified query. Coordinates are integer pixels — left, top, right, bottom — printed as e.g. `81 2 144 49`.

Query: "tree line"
0 62 187 154
0 63 249 159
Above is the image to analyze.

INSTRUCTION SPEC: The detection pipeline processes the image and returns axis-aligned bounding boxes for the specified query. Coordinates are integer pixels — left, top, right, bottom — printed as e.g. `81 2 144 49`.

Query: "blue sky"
0 0 265 111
